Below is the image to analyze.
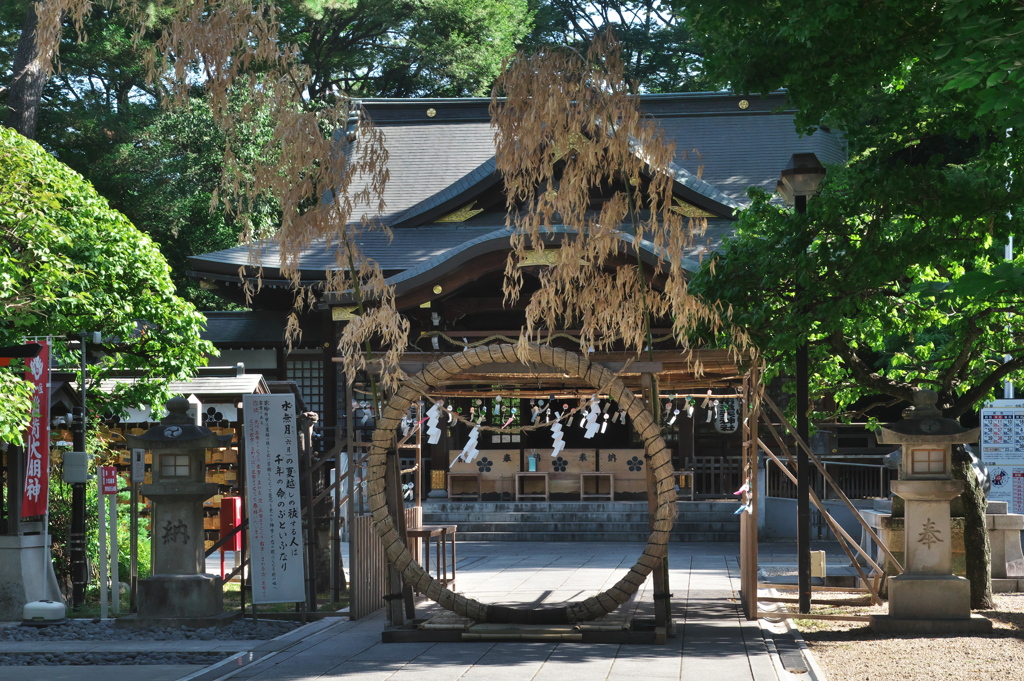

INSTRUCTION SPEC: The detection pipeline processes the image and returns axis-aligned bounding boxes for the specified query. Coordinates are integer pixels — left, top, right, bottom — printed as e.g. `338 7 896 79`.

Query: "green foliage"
679 0 1024 420
281 0 534 98
528 1 714 92
86 96 279 308
692 168 1023 420
938 0 1024 129
0 126 213 438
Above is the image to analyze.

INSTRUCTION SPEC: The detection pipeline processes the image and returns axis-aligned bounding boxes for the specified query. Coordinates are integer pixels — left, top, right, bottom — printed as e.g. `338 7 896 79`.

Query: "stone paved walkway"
2 541 836 681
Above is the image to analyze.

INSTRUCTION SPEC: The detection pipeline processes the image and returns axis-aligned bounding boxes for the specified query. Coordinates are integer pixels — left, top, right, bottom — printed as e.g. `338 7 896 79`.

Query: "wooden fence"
349 515 386 620
347 507 423 620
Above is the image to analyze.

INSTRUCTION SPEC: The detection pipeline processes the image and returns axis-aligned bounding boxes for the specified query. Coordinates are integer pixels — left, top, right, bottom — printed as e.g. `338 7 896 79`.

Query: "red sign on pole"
21 339 50 518
100 466 119 496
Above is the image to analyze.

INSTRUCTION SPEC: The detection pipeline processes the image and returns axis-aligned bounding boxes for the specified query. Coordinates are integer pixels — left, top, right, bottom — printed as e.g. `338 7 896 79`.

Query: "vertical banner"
21 339 50 518
243 394 306 604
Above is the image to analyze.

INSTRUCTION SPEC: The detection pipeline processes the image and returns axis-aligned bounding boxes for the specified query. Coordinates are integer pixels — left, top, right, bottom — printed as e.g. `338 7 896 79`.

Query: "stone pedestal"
0 535 64 621
892 480 961 576
145 482 219 575
986 501 1024 581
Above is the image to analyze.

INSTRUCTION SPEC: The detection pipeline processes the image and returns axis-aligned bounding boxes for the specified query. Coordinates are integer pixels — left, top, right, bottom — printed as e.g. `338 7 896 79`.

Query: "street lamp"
777 152 826 614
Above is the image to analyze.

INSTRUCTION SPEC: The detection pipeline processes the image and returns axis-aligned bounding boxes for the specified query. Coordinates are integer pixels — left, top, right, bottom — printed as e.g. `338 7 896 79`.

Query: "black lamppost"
777 153 826 615
69 331 100 609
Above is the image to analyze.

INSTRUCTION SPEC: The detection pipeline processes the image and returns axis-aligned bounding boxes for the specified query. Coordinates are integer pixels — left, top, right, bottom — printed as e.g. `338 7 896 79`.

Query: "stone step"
454 531 740 543
432 520 739 534
421 510 738 523
423 501 739 513
417 500 743 542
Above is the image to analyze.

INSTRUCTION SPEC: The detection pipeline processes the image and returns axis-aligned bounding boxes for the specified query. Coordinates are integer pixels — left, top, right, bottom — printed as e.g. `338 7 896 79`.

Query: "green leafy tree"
529 0 712 92
283 0 534 99
679 0 1024 609
0 125 213 440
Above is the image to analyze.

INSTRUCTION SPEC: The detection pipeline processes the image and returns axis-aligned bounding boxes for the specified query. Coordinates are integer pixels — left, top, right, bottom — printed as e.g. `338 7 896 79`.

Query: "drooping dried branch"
19 0 401 388
490 33 745 364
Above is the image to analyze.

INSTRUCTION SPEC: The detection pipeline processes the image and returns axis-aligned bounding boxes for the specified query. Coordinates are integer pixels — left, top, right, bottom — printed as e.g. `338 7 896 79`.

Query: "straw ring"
366 344 676 623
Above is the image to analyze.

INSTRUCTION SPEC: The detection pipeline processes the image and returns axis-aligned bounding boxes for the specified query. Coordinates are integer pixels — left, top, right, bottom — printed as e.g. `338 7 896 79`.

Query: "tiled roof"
355 121 497 227
190 92 846 285
660 114 846 204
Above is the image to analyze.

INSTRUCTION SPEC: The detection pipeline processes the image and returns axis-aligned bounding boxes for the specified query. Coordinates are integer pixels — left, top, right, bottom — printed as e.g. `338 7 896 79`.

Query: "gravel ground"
796 593 1024 681
0 651 230 666
0 618 301 642
0 618 303 666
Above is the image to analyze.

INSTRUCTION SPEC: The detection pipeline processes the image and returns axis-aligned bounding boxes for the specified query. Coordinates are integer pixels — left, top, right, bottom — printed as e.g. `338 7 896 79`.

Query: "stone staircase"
420 500 742 542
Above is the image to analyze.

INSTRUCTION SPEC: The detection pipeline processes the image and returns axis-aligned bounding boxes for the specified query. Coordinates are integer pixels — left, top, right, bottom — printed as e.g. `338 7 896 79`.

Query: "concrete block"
135 573 224 620
991 578 1018 593
987 501 1009 514
993 514 1024 530
869 613 992 634
888 574 971 620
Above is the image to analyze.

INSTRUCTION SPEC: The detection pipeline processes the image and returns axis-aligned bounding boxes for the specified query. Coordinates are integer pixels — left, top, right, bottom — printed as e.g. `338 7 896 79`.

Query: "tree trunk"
4 3 52 139
952 444 993 609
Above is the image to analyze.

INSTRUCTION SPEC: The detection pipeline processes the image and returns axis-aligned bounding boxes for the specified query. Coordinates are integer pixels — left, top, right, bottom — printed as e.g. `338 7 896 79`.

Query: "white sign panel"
980 400 1024 513
243 394 306 604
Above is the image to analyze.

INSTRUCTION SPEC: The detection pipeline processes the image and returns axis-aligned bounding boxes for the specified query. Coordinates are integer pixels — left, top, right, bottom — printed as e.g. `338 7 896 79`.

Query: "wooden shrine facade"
187 91 845 499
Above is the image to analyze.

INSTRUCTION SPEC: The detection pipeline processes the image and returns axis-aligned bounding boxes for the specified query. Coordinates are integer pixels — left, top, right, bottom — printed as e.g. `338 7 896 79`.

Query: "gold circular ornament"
738 99 750 110
426 108 437 118
364 344 677 624
432 284 443 294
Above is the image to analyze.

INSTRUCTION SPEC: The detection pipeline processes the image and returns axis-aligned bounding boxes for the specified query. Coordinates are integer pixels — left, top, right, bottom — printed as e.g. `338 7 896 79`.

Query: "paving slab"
206 541 799 681
2 540 822 681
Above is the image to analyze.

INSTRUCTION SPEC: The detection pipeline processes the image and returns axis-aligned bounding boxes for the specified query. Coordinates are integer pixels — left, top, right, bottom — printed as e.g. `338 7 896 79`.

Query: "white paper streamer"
550 413 566 457
583 396 601 439
458 425 480 463
426 401 443 444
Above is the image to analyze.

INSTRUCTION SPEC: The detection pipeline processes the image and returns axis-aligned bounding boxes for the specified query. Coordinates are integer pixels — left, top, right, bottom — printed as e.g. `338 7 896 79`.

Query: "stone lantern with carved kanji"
121 396 233 626
871 390 991 633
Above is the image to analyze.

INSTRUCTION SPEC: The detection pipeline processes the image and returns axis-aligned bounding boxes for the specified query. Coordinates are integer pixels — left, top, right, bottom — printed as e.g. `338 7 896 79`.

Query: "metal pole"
70 334 88 608
109 494 119 615
98 478 107 619
1005 236 1015 399
795 193 812 615
129 481 138 612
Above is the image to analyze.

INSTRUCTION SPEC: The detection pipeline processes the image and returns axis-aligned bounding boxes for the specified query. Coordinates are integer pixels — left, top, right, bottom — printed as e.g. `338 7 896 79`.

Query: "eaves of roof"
320 222 730 307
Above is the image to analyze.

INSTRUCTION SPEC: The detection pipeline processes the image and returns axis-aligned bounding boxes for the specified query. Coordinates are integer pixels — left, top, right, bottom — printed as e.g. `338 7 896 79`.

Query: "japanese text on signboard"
243 394 305 604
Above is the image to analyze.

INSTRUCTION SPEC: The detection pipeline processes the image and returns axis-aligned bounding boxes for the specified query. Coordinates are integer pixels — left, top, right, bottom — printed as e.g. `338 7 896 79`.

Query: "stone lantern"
121 396 233 626
871 389 991 633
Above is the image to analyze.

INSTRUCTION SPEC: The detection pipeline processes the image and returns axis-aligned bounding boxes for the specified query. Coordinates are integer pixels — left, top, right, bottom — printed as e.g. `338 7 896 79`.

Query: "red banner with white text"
21 339 50 518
